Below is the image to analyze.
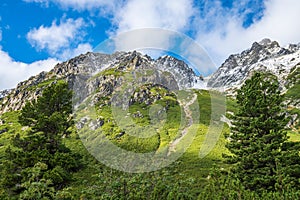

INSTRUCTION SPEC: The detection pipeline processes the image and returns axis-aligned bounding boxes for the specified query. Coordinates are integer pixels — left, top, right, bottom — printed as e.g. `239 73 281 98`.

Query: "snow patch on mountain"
207 39 300 91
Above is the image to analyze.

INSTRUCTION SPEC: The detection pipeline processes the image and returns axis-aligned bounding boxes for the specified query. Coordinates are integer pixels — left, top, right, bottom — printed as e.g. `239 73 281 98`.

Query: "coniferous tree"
1 81 81 197
277 140 300 190
225 72 300 191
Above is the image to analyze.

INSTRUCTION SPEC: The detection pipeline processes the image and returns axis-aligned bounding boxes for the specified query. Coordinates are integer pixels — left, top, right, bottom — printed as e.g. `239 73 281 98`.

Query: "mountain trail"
167 93 197 156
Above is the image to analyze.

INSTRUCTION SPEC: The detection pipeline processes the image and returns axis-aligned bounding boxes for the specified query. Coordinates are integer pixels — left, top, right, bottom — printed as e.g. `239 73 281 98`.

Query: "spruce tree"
1 81 81 197
225 72 299 191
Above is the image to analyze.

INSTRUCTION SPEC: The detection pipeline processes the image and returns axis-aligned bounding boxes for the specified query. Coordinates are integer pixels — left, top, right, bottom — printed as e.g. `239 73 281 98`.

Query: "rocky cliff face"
207 39 300 90
0 89 11 100
206 39 300 129
0 51 202 114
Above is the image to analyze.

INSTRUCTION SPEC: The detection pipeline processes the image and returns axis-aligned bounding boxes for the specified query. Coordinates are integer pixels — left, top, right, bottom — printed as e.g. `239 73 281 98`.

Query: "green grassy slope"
1 89 298 199
0 65 299 198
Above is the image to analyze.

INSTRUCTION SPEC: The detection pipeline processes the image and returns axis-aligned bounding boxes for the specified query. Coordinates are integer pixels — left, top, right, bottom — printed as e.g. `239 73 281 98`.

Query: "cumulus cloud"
27 18 84 51
114 0 195 33
0 16 92 90
0 47 58 90
196 0 300 66
27 17 89 59
23 0 123 12
104 0 195 51
107 0 203 71
23 0 300 71
60 43 93 60
110 0 300 68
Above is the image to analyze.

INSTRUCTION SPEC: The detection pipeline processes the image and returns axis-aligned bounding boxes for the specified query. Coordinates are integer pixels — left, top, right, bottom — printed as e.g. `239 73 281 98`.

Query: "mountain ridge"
1 39 300 113
0 51 202 114
207 38 300 91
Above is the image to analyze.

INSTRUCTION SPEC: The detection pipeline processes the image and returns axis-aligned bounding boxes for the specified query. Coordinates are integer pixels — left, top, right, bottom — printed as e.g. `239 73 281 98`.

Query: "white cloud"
195 0 300 66
114 0 195 33
27 17 87 58
60 43 93 60
23 0 300 73
249 0 300 44
23 0 122 12
107 0 198 65
110 0 300 69
0 47 59 90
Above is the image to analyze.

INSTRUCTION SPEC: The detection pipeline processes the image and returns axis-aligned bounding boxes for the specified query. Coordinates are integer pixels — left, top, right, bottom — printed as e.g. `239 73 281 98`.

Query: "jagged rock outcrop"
0 51 203 114
0 89 11 100
207 39 300 90
156 55 196 88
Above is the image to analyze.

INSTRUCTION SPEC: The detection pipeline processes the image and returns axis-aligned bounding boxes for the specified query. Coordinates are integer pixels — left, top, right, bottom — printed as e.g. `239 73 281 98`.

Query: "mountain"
0 39 299 199
207 38 300 91
0 51 203 114
0 90 11 100
1 39 300 114
205 39 299 130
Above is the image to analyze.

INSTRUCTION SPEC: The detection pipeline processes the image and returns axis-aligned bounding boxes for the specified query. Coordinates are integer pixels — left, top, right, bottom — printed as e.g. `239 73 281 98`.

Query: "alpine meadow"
0 38 299 199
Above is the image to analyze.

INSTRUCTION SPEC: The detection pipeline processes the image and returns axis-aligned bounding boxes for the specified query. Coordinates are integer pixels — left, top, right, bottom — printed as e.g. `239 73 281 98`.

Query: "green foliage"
68 162 198 200
286 84 300 104
0 111 22 159
0 74 299 199
277 141 300 189
194 90 226 125
19 162 56 200
90 68 125 80
198 167 300 200
287 108 300 130
19 81 73 136
225 72 300 192
90 84 183 153
287 64 300 87
286 65 300 105
0 81 81 198
27 78 62 91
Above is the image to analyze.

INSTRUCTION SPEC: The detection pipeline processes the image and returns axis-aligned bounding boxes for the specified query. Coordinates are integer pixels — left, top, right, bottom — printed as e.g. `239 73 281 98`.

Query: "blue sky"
0 0 300 90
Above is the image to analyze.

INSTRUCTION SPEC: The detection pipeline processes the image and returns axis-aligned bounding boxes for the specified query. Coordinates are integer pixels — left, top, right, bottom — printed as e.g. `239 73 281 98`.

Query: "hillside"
0 40 299 199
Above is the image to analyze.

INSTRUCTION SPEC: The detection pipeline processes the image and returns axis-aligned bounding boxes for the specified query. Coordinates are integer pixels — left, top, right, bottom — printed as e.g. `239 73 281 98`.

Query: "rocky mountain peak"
207 39 300 90
0 51 203 114
258 38 272 45
257 38 280 48
113 51 154 71
287 43 300 52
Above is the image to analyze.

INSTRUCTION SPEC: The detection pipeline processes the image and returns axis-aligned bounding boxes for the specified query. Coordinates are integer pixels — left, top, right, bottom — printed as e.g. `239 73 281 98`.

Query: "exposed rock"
116 131 126 139
76 116 90 130
288 43 300 52
1 51 203 114
89 118 105 131
220 115 232 127
0 89 11 100
156 55 196 88
132 111 144 118
287 114 298 129
208 39 300 90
